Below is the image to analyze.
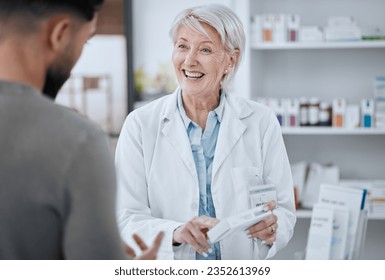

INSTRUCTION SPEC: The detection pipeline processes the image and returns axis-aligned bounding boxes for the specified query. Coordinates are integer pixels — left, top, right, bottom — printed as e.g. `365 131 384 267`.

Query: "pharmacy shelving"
251 40 385 50
232 0 385 260
295 209 312 219
281 127 385 135
295 209 385 220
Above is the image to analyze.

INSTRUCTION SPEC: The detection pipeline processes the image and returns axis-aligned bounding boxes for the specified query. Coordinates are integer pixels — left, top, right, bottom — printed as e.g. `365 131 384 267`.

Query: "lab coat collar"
161 88 199 185
161 87 254 121
160 87 254 182
212 94 251 177
161 87 180 122
225 92 254 120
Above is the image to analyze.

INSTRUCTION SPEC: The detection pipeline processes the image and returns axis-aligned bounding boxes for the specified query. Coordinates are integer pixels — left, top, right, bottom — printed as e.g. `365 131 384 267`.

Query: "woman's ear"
228 49 240 69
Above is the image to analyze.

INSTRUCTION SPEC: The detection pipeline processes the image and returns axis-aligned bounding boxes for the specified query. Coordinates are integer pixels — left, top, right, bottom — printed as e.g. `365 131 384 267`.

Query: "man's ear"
46 16 73 55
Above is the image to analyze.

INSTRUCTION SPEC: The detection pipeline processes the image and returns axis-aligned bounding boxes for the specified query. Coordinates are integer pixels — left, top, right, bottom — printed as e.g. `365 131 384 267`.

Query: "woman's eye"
202 48 211 53
178 44 187 49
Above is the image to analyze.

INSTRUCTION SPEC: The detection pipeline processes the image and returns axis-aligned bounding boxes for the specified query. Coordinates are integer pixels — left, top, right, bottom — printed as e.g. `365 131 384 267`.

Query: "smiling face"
172 23 234 98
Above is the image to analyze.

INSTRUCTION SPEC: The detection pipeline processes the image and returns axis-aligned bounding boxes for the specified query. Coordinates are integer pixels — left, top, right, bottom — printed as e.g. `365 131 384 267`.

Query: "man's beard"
42 46 73 100
42 68 70 100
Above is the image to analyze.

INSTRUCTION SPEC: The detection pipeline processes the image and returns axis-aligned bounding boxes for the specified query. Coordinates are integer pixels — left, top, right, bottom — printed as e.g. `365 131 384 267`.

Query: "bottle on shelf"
319 102 332 126
332 98 346 127
299 97 309 126
361 98 374 128
287 14 300 42
308 97 320 126
250 15 263 44
271 98 285 126
262 14 273 42
284 98 300 127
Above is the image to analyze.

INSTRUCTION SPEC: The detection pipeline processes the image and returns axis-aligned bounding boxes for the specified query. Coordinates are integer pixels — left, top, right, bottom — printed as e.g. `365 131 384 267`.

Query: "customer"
115 4 296 260
0 0 162 260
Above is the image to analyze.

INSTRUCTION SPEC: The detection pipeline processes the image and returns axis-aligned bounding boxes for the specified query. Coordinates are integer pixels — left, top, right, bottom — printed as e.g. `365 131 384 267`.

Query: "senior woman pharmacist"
115 4 296 260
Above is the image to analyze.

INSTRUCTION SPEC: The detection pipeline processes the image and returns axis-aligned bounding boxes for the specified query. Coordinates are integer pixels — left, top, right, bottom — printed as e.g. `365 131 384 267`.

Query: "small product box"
328 16 358 27
375 112 385 129
332 98 346 127
361 99 374 128
324 26 362 41
345 105 360 128
300 26 324 42
325 16 361 41
273 14 286 43
374 76 385 129
207 207 272 243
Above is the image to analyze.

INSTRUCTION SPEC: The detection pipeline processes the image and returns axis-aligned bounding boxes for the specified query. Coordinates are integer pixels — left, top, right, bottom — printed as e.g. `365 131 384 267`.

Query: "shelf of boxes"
251 40 385 50
281 127 385 135
295 209 385 220
237 0 385 259
295 209 312 219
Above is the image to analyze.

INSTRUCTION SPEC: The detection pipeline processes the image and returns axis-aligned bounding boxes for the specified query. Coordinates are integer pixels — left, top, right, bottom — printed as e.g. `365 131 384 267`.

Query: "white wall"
133 0 234 91
56 35 127 134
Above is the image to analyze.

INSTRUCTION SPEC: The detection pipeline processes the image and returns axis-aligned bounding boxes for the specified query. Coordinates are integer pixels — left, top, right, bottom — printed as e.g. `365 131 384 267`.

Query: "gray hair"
169 4 245 93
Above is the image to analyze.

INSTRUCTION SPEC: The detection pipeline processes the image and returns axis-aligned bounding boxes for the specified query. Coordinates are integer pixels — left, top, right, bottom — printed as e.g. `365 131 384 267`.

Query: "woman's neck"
182 90 220 131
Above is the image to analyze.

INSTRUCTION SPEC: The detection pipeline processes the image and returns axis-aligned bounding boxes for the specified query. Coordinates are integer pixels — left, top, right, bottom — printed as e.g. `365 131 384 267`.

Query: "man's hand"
173 216 219 257
125 231 164 260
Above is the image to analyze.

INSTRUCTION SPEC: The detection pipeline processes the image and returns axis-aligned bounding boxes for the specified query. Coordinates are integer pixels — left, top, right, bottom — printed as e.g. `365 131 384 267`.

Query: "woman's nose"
184 50 198 67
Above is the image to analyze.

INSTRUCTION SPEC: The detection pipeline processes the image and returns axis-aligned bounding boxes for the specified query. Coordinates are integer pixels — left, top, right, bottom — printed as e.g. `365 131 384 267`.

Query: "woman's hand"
125 231 164 260
248 201 278 245
173 216 219 257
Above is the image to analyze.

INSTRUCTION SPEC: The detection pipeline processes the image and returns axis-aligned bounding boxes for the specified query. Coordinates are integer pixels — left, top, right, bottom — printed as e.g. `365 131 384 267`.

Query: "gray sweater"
0 80 127 259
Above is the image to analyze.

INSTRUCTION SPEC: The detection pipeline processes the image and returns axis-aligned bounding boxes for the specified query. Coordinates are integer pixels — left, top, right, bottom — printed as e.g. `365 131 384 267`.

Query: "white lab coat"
115 89 296 260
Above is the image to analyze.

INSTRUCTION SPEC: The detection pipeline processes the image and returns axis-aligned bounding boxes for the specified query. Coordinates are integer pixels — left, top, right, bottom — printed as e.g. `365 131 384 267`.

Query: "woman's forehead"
176 22 222 44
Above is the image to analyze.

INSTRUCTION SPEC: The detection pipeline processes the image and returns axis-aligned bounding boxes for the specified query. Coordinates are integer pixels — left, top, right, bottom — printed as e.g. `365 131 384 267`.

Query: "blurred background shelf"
251 40 385 50
296 209 385 220
281 127 385 135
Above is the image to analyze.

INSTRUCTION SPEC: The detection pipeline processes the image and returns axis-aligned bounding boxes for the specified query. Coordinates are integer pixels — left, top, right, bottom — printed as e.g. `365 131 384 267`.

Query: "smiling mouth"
183 70 205 79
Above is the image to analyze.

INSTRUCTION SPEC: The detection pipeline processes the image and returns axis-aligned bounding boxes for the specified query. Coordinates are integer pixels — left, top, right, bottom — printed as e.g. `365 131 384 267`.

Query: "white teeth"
184 70 204 78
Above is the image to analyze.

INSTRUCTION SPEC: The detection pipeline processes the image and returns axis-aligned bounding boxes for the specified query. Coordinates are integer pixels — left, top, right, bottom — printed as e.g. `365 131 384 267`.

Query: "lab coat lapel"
161 91 198 185
212 99 247 178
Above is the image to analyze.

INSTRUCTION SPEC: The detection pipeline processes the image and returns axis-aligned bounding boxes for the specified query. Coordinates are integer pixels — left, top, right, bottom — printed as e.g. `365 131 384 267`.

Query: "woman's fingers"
172 216 218 256
262 232 277 245
247 212 278 242
263 200 277 212
248 213 277 233
183 219 211 254
198 216 220 229
182 230 207 256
